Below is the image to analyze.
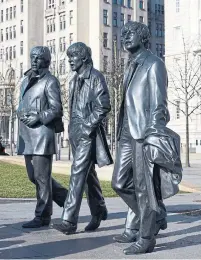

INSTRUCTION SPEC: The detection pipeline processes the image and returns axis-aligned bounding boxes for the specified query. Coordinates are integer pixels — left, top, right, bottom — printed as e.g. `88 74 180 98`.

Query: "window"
176 0 180 12
48 0 55 9
103 10 108 25
139 0 144 9
103 56 108 72
10 7 12 20
1 10 3 22
13 26 16 38
103 32 108 48
6 28 8 40
176 100 180 119
59 59 66 75
60 15 66 30
51 61 56 75
9 27 12 39
5 88 11 106
69 10 73 25
113 12 117 27
120 0 124 6
13 6 16 18
139 16 144 23
20 63 23 77
69 33 73 45
196 140 198 146
9 46 12 60
20 41 23 55
20 20 23 33
120 13 124 27
13 46 16 59
127 0 131 8
6 47 8 60
47 19 50 33
52 39 55 53
21 0 24 13
127 14 131 22
60 37 66 52
113 0 117 3
0 29 3 42
53 18 56 31
6 8 8 20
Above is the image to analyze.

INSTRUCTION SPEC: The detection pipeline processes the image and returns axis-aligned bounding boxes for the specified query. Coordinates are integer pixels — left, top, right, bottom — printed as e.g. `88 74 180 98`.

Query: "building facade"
165 0 201 152
0 0 165 148
148 0 165 59
0 0 44 143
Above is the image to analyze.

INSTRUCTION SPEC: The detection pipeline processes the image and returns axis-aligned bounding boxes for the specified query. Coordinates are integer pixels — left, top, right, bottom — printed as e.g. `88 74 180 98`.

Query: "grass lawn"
0 161 117 198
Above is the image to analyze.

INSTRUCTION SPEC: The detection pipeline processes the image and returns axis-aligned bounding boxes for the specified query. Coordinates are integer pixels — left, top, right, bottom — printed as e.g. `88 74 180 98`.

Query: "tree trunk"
185 104 190 167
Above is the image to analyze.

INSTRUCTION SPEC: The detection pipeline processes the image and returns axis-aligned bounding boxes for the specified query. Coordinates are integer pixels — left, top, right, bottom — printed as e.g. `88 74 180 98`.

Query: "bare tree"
0 66 20 155
102 40 126 154
49 47 72 160
168 35 201 167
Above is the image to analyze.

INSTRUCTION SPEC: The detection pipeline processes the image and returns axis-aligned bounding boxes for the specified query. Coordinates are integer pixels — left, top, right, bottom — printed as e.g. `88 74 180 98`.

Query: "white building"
165 0 201 153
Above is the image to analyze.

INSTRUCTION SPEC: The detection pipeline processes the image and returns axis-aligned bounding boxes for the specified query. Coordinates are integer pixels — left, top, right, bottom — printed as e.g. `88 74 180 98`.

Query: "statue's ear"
82 57 87 63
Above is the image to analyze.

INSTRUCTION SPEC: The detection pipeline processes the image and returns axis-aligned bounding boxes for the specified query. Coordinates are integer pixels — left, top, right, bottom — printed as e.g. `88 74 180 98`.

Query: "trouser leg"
32 155 53 218
62 138 93 224
85 164 106 216
24 155 68 208
133 140 156 239
112 133 140 231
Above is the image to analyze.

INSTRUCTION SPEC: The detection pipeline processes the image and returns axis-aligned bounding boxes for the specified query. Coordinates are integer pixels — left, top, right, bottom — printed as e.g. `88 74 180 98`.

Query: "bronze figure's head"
30 46 51 72
67 42 93 73
121 21 150 53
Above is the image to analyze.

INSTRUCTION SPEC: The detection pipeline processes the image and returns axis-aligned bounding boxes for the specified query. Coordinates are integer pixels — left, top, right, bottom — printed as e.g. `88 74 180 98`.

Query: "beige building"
43 0 148 74
0 0 44 143
43 0 148 146
0 0 154 147
165 0 201 152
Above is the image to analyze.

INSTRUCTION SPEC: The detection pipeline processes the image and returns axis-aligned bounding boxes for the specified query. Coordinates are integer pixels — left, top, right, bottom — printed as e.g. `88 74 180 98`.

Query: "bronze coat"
17 69 63 155
68 66 113 167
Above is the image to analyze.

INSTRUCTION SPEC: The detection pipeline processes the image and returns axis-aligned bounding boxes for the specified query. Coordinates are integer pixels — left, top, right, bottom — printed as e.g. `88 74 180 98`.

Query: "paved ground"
0 193 201 259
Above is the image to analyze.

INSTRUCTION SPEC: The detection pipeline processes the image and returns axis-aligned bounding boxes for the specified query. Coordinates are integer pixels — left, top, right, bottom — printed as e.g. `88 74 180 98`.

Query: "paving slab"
0 194 201 259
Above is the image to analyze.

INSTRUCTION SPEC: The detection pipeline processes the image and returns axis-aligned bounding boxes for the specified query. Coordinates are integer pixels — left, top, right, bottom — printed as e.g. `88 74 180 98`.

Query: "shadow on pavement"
0 235 115 259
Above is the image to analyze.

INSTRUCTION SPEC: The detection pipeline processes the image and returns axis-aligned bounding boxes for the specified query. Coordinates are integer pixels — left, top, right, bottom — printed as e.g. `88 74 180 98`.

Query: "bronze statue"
111 21 182 254
55 42 113 234
17 46 68 228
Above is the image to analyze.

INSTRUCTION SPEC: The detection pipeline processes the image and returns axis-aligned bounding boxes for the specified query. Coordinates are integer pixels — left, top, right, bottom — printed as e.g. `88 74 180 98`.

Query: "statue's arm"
146 60 170 132
83 75 111 136
39 78 63 125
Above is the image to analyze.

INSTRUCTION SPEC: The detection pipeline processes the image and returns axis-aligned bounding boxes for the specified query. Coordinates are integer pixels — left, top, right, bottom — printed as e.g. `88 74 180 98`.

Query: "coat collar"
129 49 152 66
24 68 50 80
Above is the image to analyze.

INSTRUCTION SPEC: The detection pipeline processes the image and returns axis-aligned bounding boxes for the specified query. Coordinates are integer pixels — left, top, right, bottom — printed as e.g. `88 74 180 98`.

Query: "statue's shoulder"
90 68 105 82
146 52 165 67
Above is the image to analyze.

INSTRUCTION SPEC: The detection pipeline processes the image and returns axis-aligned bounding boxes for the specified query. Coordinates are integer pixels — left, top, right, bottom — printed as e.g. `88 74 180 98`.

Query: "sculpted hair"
121 21 151 48
67 42 93 66
30 46 51 66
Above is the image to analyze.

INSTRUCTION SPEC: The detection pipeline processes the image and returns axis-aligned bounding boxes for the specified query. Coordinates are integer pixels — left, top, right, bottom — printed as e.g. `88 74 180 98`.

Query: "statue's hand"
21 113 40 127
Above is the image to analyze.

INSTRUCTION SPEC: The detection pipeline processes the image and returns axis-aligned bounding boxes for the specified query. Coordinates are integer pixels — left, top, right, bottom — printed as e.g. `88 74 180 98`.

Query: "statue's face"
30 53 47 72
122 29 141 52
68 51 83 72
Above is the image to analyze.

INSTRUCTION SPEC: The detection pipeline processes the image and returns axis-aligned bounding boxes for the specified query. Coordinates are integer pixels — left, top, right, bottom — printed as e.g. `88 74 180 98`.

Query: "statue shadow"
0 234 116 259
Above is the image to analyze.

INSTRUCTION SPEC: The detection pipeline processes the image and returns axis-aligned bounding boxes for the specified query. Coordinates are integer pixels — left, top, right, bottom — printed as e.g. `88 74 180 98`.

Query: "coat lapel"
69 76 77 114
